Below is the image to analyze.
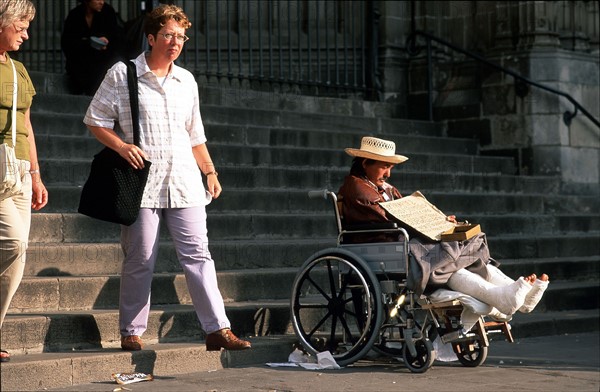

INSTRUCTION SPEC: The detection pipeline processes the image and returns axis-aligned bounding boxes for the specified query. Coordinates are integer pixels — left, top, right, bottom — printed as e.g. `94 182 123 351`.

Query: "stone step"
22 239 330 276
30 95 428 137
10 270 297 313
32 111 444 140
2 307 597 392
3 277 596 355
409 191 599 216
2 301 292 355
31 93 92 114
34 131 480 162
28 212 600 244
0 336 296 392
487 233 600 260
36 158 536 191
25 205 600 276
498 256 600 282
31 94 439 138
9 259 598 311
2 309 598 392
29 73 404 120
21 232 600 276
509 308 600 339
34 186 599 214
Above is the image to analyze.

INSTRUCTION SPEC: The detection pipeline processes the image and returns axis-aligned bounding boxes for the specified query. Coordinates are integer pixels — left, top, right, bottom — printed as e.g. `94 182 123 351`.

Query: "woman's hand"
446 215 457 224
118 143 148 170
31 173 48 210
206 173 222 199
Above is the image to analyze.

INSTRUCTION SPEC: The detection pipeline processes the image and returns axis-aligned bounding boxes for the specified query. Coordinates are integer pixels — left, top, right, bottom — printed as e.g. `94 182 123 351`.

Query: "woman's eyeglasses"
158 33 189 43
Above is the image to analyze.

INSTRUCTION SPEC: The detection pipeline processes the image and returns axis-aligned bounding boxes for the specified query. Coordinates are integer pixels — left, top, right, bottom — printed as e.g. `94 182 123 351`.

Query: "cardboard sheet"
379 191 458 241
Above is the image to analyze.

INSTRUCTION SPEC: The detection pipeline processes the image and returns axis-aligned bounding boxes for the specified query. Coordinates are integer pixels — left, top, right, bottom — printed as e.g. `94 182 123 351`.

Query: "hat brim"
345 148 409 164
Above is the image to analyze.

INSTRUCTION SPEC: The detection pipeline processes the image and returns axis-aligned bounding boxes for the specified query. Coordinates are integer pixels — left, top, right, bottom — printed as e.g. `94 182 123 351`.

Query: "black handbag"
78 61 151 225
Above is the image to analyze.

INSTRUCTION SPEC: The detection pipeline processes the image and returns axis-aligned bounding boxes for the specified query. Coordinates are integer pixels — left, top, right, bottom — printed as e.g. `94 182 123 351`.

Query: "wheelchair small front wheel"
453 339 488 367
402 338 435 373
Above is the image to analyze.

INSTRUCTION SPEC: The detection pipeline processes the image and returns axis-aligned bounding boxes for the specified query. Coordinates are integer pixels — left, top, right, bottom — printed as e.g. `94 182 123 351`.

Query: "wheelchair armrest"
343 222 399 231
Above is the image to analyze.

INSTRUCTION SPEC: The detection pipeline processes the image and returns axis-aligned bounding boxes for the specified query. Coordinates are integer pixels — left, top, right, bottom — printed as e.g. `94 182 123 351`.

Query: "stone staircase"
1 72 598 391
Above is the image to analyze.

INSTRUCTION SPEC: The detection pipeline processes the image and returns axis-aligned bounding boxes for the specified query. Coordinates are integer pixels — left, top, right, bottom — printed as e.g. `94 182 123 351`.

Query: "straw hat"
345 136 409 164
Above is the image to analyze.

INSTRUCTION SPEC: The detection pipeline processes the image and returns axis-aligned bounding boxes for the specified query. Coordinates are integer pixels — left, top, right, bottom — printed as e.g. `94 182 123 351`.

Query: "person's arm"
87 125 147 170
192 143 221 199
339 178 390 225
25 108 48 210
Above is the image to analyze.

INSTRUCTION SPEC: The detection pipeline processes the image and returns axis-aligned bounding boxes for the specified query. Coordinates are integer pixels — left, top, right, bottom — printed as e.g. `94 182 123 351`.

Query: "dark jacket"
61 2 124 94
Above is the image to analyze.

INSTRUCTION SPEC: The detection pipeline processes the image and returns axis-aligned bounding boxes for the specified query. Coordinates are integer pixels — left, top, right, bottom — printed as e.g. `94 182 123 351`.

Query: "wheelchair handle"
307 189 332 200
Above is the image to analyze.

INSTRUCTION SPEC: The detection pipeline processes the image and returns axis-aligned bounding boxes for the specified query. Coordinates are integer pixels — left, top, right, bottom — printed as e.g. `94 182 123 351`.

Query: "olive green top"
0 53 36 160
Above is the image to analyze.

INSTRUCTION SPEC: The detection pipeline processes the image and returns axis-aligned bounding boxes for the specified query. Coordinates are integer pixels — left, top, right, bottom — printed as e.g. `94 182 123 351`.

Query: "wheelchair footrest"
483 321 514 343
420 299 462 310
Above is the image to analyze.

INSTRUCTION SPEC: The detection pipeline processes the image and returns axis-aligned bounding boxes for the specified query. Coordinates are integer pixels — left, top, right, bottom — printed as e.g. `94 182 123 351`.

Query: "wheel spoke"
307 310 333 338
328 315 339 351
337 313 357 343
304 275 332 301
326 260 338 298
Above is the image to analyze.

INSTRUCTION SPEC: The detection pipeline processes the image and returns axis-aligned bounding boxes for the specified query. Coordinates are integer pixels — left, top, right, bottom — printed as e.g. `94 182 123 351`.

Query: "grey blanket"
407 232 496 296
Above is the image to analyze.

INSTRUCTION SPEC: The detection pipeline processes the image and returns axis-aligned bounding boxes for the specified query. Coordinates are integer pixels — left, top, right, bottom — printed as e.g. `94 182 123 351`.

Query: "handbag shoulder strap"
125 60 140 147
9 58 17 147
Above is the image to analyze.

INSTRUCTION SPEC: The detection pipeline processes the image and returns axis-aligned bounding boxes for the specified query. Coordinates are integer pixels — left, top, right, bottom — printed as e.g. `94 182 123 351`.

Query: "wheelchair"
290 190 514 373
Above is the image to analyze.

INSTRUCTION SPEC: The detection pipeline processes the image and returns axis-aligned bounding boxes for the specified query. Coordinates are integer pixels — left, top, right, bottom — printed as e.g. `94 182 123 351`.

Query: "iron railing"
406 30 600 128
12 0 379 99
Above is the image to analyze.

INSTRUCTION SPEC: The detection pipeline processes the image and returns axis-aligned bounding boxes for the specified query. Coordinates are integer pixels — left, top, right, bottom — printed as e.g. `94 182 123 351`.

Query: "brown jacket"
337 174 402 243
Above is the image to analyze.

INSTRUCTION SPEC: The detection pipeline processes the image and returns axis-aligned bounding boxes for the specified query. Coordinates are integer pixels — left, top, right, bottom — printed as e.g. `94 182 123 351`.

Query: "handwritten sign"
379 191 455 241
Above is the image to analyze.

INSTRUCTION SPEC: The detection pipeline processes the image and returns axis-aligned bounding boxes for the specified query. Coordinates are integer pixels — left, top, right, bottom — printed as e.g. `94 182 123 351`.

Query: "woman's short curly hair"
0 0 36 30
144 4 191 37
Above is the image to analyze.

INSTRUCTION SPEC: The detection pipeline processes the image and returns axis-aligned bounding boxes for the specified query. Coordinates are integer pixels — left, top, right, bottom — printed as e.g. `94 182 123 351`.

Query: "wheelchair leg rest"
483 321 515 343
474 318 490 347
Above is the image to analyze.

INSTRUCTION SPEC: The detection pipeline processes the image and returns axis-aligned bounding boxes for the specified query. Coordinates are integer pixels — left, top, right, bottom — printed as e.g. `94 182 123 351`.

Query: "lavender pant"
119 206 230 337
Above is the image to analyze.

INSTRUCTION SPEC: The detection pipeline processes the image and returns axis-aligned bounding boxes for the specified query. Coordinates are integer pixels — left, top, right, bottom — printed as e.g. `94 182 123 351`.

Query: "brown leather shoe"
205 329 251 351
121 335 143 351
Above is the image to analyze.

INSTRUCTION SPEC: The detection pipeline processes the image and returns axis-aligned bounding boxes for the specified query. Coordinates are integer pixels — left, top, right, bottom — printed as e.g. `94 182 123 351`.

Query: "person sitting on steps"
337 136 550 319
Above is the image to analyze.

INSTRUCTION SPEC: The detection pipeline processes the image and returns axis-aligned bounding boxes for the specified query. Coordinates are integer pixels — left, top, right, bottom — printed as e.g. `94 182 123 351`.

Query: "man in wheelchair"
337 136 549 320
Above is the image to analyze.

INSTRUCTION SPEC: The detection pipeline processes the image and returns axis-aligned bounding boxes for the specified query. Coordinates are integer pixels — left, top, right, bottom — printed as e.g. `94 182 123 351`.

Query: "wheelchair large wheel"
453 339 488 367
291 250 383 367
402 338 435 373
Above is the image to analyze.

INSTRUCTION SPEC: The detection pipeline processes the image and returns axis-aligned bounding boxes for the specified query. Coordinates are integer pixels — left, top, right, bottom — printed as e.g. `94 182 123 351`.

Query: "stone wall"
377 0 599 191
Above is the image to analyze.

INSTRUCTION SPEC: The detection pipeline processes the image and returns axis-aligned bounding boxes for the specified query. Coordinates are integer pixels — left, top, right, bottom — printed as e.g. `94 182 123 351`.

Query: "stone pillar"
585 0 600 53
493 1 516 51
556 1 590 51
516 1 561 50
482 1 599 191
376 0 413 111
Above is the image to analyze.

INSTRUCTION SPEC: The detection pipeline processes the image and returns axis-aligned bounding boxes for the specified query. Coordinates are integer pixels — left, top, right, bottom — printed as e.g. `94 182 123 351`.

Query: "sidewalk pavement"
47 332 599 392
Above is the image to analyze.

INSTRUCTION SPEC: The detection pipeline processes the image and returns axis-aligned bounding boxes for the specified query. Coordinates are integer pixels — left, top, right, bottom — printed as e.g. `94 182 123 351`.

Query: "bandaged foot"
486 264 537 286
447 269 532 316
488 307 512 322
519 274 549 313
